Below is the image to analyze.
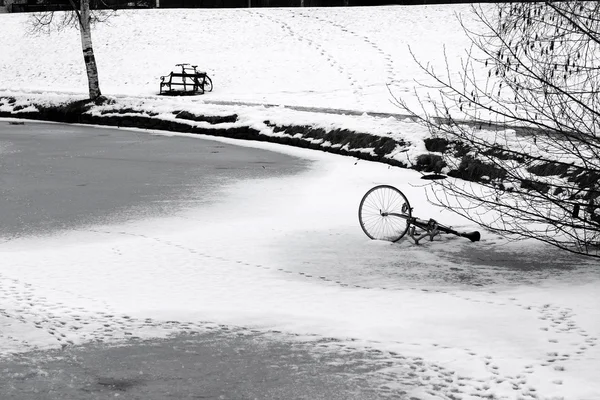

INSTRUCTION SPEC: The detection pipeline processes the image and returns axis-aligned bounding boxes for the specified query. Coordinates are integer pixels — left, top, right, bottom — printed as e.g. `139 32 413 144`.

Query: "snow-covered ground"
1 5 599 400
0 5 480 114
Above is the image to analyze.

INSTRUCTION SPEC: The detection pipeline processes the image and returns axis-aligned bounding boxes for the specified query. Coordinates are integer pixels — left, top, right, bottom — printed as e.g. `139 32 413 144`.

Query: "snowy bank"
0 93 434 169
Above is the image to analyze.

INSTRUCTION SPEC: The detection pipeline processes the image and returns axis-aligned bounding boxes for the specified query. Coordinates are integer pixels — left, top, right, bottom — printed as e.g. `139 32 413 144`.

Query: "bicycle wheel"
203 76 213 92
358 185 412 242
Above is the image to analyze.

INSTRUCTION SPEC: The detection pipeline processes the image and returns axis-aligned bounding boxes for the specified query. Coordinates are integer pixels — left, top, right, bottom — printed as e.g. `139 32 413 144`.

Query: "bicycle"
358 185 481 244
160 63 213 95
176 63 213 93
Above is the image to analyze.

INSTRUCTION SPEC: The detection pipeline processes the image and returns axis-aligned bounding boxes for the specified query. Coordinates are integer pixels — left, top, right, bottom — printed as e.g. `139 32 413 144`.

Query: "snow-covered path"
1 131 598 400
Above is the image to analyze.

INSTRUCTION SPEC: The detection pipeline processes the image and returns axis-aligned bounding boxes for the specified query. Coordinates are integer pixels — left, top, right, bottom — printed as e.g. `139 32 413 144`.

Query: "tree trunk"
79 0 101 99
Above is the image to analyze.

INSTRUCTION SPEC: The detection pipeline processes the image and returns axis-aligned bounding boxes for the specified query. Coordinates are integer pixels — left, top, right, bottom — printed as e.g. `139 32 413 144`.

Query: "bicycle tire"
203 76 213 92
358 185 412 242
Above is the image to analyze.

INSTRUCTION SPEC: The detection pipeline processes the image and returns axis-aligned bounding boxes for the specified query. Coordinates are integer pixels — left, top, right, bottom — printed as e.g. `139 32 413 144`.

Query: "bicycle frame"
175 63 211 93
383 212 480 244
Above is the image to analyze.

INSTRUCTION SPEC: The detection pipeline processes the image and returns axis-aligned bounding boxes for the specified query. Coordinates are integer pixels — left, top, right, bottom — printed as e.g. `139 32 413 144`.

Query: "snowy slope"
0 5 479 114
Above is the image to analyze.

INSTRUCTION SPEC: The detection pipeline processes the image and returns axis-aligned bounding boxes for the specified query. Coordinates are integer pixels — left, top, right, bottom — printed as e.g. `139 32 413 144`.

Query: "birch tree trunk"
77 0 102 99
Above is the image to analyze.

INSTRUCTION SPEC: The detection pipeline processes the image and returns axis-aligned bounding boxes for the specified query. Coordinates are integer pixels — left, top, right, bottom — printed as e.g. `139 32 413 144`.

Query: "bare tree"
395 2 600 257
29 1 116 99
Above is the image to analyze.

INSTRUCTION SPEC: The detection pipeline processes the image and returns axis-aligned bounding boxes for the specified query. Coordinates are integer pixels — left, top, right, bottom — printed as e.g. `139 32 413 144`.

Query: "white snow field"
0 5 479 113
1 4 599 400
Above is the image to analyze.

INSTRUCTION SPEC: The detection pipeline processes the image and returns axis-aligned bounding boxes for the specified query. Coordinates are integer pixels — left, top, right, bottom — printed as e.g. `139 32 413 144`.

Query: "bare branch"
394 1 600 257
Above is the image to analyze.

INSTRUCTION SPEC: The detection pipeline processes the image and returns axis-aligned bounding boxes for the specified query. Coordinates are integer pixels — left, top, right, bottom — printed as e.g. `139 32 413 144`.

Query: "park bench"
159 64 213 96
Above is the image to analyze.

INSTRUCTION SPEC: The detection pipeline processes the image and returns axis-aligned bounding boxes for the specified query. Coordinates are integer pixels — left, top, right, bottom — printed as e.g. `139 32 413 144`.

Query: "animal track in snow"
296 11 401 90
247 10 366 105
0 272 224 354
87 225 599 381
5 226 596 400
